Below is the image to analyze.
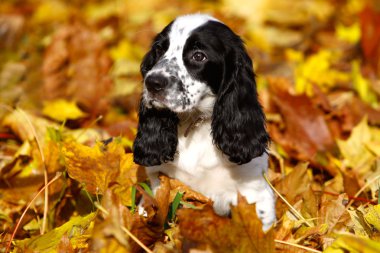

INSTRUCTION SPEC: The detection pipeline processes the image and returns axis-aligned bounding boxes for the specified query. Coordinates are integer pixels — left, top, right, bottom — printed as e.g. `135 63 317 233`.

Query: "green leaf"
138 182 154 197
131 185 137 213
15 212 96 252
170 192 184 221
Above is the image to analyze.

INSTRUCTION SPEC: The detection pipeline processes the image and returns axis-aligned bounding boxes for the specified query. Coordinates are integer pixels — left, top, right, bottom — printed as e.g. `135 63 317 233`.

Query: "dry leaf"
15 212 96 252
42 99 87 122
268 78 336 172
42 21 112 117
63 140 134 195
178 194 274 253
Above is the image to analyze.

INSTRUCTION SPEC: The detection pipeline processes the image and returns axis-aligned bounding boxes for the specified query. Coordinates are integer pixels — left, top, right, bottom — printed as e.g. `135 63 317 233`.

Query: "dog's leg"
138 171 161 216
238 176 276 232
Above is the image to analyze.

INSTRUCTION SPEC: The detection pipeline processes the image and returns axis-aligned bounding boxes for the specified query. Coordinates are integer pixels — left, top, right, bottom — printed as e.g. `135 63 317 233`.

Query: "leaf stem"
5 172 62 253
346 173 380 209
275 239 322 253
263 173 313 227
17 108 49 235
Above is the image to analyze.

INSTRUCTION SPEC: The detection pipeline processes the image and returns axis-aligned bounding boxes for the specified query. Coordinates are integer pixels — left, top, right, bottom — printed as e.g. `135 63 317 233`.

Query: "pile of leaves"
1 0 380 252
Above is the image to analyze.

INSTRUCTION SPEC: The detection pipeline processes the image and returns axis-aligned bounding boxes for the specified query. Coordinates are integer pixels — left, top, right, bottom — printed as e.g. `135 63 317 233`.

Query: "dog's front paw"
256 199 276 232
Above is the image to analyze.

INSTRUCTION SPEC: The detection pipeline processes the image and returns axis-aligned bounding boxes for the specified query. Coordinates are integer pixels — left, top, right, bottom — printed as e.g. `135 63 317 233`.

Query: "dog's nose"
145 74 168 93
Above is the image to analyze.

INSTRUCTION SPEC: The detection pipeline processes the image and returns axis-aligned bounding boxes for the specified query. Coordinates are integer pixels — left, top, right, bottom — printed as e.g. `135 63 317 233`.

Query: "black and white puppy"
133 14 275 231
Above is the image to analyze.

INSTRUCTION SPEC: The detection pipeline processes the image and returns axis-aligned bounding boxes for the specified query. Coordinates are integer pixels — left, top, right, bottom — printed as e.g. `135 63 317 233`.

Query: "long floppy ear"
211 42 270 165
133 42 179 167
133 100 179 166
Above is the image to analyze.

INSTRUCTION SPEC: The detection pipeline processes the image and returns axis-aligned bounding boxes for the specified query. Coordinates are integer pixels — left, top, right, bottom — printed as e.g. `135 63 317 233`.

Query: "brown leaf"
42 21 113 117
301 186 320 224
57 234 74 253
178 194 275 253
275 163 310 205
360 3 380 75
0 14 25 49
91 188 130 251
268 78 336 174
342 170 366 202
127 175 172 252
167 176 211 205
319 194 347 233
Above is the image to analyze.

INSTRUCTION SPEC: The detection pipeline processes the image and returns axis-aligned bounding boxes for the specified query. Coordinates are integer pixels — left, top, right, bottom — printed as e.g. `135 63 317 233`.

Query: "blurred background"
2 0 380 166
1 0 378 124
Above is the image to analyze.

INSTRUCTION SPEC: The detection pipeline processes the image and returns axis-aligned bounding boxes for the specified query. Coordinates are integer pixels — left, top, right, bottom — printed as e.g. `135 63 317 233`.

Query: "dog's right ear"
134 22 177 166
133 99 179 166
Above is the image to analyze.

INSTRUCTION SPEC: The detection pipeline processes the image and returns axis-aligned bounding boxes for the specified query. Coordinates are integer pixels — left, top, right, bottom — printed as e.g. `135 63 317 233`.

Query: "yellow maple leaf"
352 61 378 107
42 99 87 122
337 117 378 175
32 0 69 24
293 50 349 95
63 139 139 202
336 22 361 44
364 205 380 231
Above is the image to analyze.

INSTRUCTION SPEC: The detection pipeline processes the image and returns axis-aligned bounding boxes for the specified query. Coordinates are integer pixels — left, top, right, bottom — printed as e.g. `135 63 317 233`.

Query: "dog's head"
134 14 269 166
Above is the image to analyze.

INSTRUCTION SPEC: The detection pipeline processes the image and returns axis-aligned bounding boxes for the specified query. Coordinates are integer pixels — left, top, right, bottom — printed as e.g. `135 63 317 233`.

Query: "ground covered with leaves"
1 0 380 252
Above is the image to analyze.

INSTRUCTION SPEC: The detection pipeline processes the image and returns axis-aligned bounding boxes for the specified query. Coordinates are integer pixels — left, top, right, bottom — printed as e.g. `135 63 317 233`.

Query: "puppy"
133 14 275 231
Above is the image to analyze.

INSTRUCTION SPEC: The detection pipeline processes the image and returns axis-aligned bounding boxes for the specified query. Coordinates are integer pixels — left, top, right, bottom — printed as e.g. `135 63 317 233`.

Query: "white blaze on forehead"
168 14 219 51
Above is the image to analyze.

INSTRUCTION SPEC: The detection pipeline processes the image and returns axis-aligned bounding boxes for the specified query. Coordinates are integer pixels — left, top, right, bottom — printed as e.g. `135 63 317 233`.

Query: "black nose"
145 74 168 93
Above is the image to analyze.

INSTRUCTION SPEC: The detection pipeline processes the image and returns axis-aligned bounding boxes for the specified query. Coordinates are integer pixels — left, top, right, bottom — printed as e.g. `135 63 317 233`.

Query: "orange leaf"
63 140 132 194
178 194 275 253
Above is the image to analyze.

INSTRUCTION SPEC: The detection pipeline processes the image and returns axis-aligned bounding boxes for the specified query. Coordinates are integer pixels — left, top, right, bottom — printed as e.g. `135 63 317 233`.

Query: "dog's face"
141 15 234 113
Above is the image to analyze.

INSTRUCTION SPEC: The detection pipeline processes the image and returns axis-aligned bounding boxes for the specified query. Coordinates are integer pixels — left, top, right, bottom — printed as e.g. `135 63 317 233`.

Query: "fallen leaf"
347 206 372 237
42 99 87 122
360 3 380 75
2 110 57 142
336 22 361 44
351 61 378 106
293 50 350 95
268 78 336 172
63 139 134 195
178 194 274 253
57 233 75 253
167 176 211 205
42 21 113 117
0 14 25 49
15 212 96 252
324 234 380 253
32 0 69 24
364 204 380 232
275 163 310 205
319 194 347 233
337 117 377 175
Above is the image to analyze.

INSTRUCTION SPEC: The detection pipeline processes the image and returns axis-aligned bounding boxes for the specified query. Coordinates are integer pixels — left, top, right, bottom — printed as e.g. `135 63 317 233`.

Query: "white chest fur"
147 120 274 223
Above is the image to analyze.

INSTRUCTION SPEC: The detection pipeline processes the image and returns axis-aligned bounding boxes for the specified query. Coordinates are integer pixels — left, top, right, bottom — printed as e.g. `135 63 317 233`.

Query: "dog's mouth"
148 96 167 109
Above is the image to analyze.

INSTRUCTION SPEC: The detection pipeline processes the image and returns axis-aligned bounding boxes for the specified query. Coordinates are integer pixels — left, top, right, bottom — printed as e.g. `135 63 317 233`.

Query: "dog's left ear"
211 40 270 165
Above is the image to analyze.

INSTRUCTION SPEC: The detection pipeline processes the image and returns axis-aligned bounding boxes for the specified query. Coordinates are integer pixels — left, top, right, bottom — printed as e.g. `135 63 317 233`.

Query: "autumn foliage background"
1 0 380 252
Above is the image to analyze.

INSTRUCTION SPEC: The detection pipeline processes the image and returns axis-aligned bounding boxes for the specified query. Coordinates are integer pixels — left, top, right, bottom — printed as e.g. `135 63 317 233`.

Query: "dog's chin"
148 99 199 114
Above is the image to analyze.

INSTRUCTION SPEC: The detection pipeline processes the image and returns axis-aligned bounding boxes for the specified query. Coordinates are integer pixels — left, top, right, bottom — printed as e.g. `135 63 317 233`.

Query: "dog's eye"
192 52 207 62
